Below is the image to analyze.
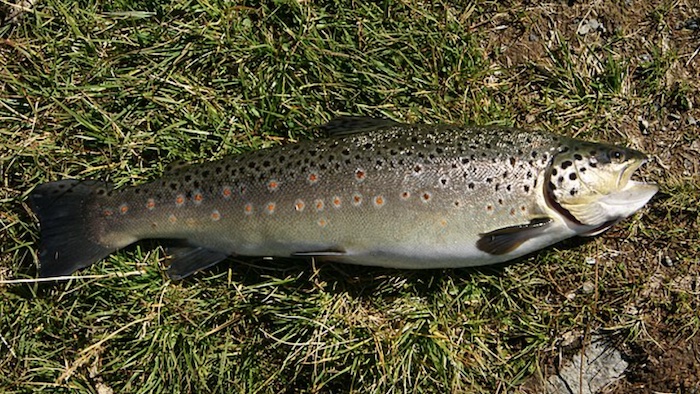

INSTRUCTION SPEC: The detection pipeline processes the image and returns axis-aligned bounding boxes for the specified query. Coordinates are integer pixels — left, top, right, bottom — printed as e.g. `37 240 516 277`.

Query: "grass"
1 0 699 393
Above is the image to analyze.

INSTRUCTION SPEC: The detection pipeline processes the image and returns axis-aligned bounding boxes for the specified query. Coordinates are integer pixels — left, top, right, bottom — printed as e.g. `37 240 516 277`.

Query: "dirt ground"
487 1 700 392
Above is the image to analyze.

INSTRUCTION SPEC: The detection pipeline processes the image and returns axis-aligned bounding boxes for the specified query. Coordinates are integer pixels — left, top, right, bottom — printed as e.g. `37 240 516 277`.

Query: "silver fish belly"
29 117 658 278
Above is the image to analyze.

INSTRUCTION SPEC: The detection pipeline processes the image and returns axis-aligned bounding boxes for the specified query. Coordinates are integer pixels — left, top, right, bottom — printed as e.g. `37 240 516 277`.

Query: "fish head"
546 141 658 233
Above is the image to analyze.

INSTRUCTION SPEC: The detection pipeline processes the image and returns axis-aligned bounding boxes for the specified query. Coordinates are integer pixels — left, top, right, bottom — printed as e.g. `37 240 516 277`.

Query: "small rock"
638 116 649 133
585 257 596 265
662 255 674 267
566 292 576 301
688 115 697 126
582 281 595 294
669 113 681 121
529 32 539 42
685 18 699 31
577 23 591 35
546 336 628 394
588 18 600 31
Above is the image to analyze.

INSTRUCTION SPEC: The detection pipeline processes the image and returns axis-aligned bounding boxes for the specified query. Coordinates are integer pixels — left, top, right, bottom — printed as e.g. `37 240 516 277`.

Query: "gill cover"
546 141 657 230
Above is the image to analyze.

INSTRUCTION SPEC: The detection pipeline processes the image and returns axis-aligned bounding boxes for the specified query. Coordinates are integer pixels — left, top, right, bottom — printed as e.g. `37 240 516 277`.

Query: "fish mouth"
617 157 655 192
598 157 658 222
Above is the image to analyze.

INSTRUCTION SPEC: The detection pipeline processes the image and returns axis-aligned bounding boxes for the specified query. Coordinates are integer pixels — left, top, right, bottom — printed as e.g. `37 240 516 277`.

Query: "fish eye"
609 149 625 163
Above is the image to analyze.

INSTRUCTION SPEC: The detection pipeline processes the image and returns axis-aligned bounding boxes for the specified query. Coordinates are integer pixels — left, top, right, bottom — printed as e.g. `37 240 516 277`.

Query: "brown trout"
29 117 658 279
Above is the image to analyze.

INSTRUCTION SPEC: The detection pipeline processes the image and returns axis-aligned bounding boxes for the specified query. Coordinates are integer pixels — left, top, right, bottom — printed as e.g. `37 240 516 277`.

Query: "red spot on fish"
352 193 362 206
295 199 305 212
168 214 177 223
373 196 385 207
355 168 366 182
194 192 204 204
175 194 185 206
421 192 432 202
119 204 129 214
244 203 253 215
266 202 276 214
510 208 516 216
486 205 493 212
308 173 319 184
222 186 232 199
332 196 341 208
400 191 410 200
315 199 324 211
103 209 113 217
268 180 279 192
146 199 156 210
211 210 221 221
318 218 328 227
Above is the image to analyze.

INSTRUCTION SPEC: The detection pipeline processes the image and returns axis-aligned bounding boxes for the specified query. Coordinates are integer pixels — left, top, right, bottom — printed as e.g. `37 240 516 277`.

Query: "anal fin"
165 245 230 280
476 218 552 255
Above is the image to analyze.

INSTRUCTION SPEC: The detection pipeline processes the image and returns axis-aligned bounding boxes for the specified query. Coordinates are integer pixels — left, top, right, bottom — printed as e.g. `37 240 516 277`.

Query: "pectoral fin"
165 245 230 280
476 218 553 255
292 248 346 257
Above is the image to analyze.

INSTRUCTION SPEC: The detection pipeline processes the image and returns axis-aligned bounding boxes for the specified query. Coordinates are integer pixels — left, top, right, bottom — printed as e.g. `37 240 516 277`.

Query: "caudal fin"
29 180 116 278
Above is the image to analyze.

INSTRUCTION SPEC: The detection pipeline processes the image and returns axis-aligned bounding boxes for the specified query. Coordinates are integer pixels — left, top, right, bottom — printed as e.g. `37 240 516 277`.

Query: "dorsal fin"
319 116 402 136
164 159 189 175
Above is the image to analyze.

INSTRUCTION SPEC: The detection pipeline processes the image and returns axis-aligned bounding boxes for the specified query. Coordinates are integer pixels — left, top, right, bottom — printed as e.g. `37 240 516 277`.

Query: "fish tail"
29 180 119 278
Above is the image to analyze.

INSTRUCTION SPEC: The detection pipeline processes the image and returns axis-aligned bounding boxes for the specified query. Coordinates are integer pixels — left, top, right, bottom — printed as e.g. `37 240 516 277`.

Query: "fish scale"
28 117 658 279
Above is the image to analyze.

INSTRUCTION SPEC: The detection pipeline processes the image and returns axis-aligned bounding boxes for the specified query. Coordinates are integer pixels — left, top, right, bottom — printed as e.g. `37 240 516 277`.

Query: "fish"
28 117 658 279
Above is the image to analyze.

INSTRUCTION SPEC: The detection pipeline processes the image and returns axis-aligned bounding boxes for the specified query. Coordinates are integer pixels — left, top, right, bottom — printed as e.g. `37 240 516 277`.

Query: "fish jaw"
594 181 658 220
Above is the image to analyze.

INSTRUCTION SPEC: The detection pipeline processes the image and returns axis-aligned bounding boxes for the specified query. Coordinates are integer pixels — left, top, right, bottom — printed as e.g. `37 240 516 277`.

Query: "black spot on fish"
524 185 530 192
486 177 493 183
248 162 256 169
509 157 516 166
531 151 538 158
558 176 564 184
263 160 271 168
590 162 597 168
435 147 444 154
462 157 470 164
506 184 512 192
185 175 192 182
468 182 475 189
169 182 179 191
574 154 583 161
569 173 577 180
552 168 558 176
570 189 577 196
561 160 572 170
194 180 201 189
